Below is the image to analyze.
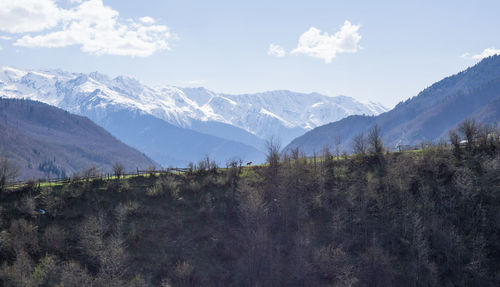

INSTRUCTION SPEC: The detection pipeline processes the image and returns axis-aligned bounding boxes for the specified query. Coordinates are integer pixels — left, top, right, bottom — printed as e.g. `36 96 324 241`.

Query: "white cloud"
0 45 3 51
291 20 361 63
470 47 500 60
0 0 61 33
139 16 155 25
267 43 286 57
0 35 11 40
460 52 471 59
0 0 173 57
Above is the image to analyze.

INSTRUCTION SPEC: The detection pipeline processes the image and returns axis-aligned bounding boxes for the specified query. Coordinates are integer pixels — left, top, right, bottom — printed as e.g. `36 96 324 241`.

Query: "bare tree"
112 163 125 179
334 135 343 157
367 124 384 154
20 196 38 218
0 249 33 286
449 129 461 157
458 118 479 152
266 137 281 168
59 261 93 286
352 132 366 155
236 182 272 286
80 166 101 180
0 157 19 191
476 124 494 151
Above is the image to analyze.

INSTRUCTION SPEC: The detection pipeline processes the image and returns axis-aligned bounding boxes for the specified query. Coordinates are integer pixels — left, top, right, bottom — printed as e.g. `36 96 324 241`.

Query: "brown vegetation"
0 120 499 286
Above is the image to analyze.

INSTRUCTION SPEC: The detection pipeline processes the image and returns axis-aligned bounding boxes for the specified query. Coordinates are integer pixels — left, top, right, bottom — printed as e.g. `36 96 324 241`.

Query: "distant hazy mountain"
97 109 266 167
0 66 386 165
0 98 157 180
286 55 500 154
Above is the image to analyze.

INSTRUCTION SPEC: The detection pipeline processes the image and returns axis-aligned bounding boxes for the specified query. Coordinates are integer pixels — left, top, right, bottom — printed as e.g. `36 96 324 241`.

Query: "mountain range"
0 66 386 166
285 55 500 154
0 98 156 180
1 54 499 176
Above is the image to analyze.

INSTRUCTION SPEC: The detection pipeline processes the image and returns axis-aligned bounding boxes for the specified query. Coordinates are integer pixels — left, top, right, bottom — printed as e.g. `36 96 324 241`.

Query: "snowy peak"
0 66 27 82
112 75 144 95
179 87 217 106
0 65 388 146
89 71 111 84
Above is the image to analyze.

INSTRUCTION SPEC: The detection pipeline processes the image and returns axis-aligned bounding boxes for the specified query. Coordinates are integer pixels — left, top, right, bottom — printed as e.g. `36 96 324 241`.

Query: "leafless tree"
458 118 479 152
0 157 19 191
20 196 38 218
449 129 461 157
352 132 366 155
112 163 125 179
80 166 101 180
266 137 281 168
58 261 93 286
334 135 343 157
367 124 384 154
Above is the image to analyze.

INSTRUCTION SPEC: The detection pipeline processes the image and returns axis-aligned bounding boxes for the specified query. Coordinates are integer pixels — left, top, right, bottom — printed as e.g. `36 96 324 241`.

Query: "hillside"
286 55 500 153
0 66 386 165
99 109 266 167
0 98 157 180
0 135 499 286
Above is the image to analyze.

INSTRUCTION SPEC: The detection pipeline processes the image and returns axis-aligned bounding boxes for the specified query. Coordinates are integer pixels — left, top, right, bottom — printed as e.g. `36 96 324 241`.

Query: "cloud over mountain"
461 47 500 60
471 47 500 60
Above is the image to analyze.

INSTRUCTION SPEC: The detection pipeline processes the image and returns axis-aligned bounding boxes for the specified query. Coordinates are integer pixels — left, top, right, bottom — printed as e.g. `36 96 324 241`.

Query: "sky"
0 0 499 107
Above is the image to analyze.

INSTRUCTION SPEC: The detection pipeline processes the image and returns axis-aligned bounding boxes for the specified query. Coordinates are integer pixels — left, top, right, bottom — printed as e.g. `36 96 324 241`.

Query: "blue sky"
1 0 499 107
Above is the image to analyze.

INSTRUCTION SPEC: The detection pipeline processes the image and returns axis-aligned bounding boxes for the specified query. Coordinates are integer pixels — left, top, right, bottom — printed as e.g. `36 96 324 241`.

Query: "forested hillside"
1 121 499 286
286 55 500 154
0 98 157 180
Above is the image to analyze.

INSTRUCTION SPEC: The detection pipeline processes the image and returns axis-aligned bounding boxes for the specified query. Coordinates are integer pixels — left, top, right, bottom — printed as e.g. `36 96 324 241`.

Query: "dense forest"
0 120 499 286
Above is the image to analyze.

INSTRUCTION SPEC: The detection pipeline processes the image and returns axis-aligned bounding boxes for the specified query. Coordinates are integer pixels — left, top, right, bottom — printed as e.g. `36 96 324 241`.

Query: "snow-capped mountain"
0 65 387 166
0 66 386 145
180 88 387 144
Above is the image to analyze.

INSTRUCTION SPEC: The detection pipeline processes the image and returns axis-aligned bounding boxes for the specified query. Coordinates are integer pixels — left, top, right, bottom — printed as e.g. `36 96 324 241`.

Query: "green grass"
6 147 442 190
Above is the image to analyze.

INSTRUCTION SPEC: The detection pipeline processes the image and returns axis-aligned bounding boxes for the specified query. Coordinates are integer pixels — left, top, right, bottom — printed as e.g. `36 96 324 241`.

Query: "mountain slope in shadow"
0 98 157 180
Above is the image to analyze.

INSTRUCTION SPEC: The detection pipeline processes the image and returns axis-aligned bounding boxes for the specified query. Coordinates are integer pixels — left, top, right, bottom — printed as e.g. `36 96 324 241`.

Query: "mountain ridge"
0 65 387 165
285 55 500 153
0 98 157 180
0 66 387 142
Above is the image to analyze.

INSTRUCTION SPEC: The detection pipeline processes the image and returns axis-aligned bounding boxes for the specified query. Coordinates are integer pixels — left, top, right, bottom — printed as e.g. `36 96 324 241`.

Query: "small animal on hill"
246 161 253 166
